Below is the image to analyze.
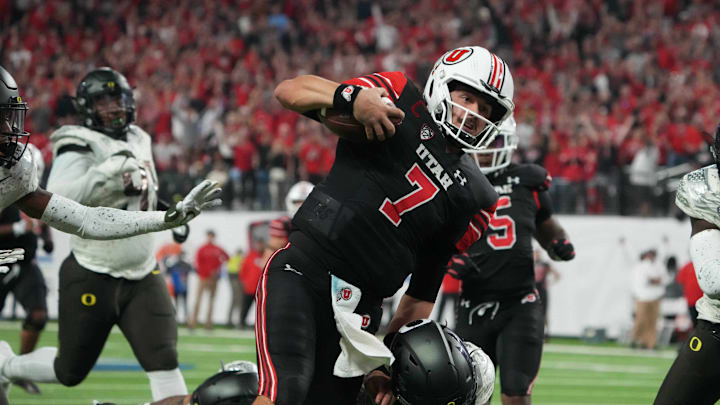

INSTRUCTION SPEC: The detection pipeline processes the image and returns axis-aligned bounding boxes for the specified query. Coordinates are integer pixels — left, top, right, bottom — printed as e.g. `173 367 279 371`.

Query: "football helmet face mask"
389 319 477 405
75 67 135 138
424 46 514 151
285 181 314 217
467 115 518 174
0 65 29 169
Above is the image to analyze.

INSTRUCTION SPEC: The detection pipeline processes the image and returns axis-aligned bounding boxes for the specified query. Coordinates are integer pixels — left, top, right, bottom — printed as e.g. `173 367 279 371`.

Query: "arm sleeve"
46 151 112 202
40 193 172 240
455 204 496 253
535 190 554 225
406 244 454 303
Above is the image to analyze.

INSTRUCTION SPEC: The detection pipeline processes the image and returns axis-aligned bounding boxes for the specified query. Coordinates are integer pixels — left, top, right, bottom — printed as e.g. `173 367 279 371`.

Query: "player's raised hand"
549 238 575 261
353 87 404 142
446 253 482 281
164 180 222 225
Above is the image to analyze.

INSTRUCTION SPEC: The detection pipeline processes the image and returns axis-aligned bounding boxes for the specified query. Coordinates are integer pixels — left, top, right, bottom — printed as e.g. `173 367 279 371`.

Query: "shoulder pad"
506 163 551 190
50 125 90 155
127 124 152 142
459 155 499 210
676 165 720 227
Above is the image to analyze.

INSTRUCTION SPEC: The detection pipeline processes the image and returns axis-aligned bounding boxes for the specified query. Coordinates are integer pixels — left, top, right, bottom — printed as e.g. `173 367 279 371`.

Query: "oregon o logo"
689 336 702 352
81 293 96 306
442 48 473 65
447 402 456 405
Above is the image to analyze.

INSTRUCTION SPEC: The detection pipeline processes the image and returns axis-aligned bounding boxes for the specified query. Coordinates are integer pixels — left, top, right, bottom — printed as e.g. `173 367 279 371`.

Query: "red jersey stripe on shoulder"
375 72 407 96
344 72 407 95
343 77 379 88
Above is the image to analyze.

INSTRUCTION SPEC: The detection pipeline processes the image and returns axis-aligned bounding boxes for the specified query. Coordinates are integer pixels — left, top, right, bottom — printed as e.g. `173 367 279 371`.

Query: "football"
319 97 402 142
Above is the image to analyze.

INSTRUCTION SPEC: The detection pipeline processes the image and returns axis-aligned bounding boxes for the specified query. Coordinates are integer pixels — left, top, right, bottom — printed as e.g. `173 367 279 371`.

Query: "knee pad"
22 310 47 332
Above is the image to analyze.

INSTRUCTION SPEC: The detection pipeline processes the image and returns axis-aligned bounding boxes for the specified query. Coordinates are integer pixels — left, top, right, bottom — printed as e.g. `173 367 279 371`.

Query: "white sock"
147 368 187 400
3 347 59 383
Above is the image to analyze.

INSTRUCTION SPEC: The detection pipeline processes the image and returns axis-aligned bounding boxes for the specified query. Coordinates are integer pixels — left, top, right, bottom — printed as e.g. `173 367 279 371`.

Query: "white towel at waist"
330 274 394 378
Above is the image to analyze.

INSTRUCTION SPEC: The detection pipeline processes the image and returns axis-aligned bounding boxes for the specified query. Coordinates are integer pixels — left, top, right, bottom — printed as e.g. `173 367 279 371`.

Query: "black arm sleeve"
406 244 453 303
535 190 554 225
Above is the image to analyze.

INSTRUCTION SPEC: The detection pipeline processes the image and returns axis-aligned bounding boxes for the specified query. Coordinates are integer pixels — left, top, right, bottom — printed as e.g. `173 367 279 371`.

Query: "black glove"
549 238 575 261
446 253 481 281
172 224 190 244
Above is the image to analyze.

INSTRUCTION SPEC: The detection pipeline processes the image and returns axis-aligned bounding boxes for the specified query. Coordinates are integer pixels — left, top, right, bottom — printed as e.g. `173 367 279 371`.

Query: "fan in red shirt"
677 261 703 327
238 239 267 329
190 230 229 329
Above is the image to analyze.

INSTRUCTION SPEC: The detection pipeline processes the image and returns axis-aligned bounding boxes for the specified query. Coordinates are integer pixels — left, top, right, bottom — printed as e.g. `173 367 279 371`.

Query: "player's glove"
41 240 54 254
446 253 481 281
164 180 222 226
172 224 190 244
0 248 24 273
549 238 575 261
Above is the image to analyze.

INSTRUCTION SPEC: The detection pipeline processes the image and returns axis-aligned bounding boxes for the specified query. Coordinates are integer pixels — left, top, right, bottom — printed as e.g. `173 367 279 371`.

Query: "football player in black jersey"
254 46 513 405
448 116 575 405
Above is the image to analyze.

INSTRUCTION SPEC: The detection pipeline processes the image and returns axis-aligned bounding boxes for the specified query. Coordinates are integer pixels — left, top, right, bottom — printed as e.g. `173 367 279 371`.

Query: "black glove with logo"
549 238 575 261
446 253 481 281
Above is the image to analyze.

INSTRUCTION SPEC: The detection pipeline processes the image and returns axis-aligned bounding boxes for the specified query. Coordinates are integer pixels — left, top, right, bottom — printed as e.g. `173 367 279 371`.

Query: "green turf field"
0 321 677 405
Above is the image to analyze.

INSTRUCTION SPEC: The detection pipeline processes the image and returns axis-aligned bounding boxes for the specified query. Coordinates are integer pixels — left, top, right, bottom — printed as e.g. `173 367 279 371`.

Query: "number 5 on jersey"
487 196 516 249
379 163 439 226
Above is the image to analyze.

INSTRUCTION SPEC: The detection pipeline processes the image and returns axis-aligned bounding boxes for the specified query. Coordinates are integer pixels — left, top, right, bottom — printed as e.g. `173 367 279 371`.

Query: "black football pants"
54 254 178 386
255 243 382 405
654 320 720 405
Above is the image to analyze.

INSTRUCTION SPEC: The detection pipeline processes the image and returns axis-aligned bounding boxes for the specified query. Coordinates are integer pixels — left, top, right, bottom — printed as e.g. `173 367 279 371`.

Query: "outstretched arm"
14 180 221 240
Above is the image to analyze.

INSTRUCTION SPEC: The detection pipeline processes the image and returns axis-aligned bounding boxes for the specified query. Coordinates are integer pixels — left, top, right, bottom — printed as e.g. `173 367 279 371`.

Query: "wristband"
333 84 362 113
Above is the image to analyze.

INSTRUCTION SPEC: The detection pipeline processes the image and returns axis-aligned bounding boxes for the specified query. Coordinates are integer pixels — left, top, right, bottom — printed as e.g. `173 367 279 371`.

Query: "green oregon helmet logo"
107 81 115 89
81 293 97 306
447 402 456 405
689 336 702 352
15 96 22 102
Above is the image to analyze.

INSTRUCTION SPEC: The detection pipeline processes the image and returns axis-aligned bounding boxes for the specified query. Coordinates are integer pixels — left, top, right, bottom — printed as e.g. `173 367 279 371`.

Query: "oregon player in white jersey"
0 66 221 402
654 125 720 405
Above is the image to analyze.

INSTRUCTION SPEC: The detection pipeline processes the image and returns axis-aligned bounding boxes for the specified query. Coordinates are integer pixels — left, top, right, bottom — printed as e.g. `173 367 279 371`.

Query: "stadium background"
1 0 719 403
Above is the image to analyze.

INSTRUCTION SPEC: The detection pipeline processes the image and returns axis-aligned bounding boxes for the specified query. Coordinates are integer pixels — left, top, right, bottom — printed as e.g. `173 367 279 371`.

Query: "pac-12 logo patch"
442 47 474 65
420 124 435 140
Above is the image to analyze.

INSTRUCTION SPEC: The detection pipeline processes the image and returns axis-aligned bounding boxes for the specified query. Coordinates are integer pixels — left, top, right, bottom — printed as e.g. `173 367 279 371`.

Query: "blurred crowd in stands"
1 0 719 215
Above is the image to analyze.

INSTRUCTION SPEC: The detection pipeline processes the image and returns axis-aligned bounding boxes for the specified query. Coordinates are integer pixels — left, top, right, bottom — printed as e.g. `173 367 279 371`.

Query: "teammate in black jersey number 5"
254 46 513 405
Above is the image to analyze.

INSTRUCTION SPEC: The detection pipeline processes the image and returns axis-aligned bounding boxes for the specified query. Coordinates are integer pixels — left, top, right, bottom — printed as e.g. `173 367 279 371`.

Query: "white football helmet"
423 46 514 151
467 115 518 174
463 341 496 405
285 181 314 217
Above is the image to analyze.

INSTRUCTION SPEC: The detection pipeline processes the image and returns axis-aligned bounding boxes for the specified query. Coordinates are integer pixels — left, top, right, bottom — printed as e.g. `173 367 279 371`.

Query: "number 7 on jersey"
379 163 439 226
